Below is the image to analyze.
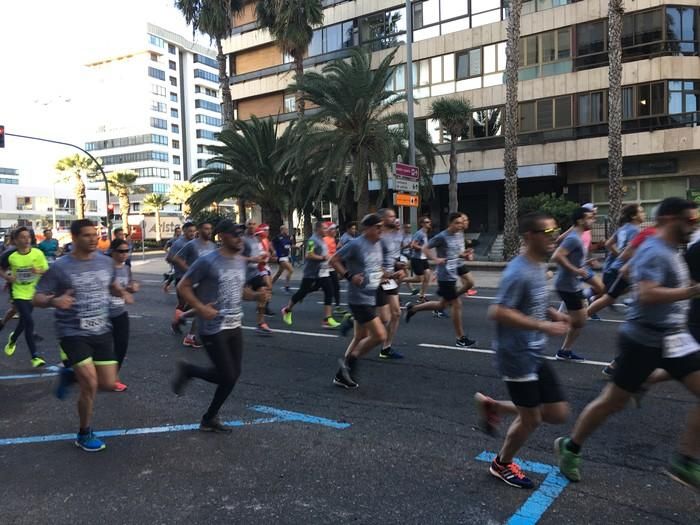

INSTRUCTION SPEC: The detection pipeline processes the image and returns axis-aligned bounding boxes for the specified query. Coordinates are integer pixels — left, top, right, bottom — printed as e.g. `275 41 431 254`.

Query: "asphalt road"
0 258 698 524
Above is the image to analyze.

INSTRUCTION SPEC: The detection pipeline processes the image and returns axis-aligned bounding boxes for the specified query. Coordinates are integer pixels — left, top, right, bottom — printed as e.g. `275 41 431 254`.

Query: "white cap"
582 202 597 212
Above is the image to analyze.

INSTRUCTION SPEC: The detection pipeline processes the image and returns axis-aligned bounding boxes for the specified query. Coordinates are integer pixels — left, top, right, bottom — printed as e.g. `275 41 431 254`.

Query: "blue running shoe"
379 347 404 359
589 313 602 321
489 458 535 489
556 349 586 361
75 430 106 452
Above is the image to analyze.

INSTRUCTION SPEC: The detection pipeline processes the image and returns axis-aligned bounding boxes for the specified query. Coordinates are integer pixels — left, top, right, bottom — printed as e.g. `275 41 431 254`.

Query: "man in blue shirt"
556 197 700 491
475 212 569 489
38 229 59 263
271 224 294 294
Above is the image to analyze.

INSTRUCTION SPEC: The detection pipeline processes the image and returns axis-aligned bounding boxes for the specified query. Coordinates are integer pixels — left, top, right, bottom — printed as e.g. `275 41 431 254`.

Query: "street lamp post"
5 132 112 238
404 0 417 232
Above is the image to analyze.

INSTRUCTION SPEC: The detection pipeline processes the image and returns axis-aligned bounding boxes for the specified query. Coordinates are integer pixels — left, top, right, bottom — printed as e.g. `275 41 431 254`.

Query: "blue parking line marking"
0 371 59 381
0 406 350 447
476 451 570 525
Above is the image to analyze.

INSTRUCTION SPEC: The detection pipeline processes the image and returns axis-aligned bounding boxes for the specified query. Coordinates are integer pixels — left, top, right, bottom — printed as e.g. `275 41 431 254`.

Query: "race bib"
446 259 458 273
15 268 34 284
367 271 382 290
319 266 330 278
80 315 108 332
381 279 398 291
279 256 290 263
221 313 242 330
662 331 700 359
110 296 125 307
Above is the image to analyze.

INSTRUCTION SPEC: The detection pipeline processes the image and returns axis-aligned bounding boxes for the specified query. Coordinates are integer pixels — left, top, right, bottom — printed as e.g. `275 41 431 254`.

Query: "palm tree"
143 193 170 242
55 154 97 220
176 0 245 127
187 117 297 233
107 170 138 231
503 0 523 260
429 97 472 213
607 0 625 230
292 48 435 217
256 0 324 117
169 181 200 218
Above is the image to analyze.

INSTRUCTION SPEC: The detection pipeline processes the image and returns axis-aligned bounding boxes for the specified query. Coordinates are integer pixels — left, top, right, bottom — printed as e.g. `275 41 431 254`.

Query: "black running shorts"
411 258 429 276
557 290 585 311
349 304 376 325
437 280 459 302
607 274 630 299
505 361 566 408
457 265 471 276
59 333 116 367
247 275 267 291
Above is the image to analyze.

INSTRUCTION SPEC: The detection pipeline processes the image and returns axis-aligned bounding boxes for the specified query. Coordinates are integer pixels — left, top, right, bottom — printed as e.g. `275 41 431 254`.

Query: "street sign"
393 162 419 180
394 178 419 193
394 193 420 207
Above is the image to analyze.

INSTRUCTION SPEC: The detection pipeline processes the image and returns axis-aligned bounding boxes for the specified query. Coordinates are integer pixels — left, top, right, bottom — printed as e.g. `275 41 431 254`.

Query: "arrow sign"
393 162 419 180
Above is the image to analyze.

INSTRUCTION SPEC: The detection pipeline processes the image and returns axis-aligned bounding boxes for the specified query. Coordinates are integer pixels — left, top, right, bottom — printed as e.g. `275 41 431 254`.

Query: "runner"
338 222 358 247
399 222 418 295
0 230 18 334
330 213 387 388
172 220 270 432
458 213 477 297
34 219 134 452
0 226 49 367
405 217 433 302
377 208 406 359
242 219 273 335
474 212 570 489
281 222 340 329
405 213 476 348
271 224 294 294
109 238 139 392
551 207 599 360
38 229 59 264
256 224 276 318
166 222 195 325
324 223 345 314
172 221 217 347
162 226 181 292
96 229 111 253
555 197 700 491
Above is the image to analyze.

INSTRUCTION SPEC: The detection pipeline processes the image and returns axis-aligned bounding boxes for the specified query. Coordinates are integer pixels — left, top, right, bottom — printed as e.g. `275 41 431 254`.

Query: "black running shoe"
199 416 233 433
172 361 189 396
334 358 358 388
405 303 415 323
456 336 476 347
333 372 358 389
379 347 404 359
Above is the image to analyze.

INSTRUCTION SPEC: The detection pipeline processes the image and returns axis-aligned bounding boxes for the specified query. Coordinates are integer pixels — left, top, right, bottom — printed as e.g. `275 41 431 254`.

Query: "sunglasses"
533 227 561 235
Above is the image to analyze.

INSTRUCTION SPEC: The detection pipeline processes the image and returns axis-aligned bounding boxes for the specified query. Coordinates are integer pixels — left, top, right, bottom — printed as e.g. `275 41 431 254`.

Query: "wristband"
344 271 352 281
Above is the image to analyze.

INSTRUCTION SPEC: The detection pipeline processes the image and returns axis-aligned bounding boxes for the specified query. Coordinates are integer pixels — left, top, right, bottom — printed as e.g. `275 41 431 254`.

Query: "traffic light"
0 125 5 148
107 203 115 221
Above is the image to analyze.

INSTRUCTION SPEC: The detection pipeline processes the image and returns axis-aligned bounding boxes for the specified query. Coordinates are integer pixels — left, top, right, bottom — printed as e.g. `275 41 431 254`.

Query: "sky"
0 0 210 185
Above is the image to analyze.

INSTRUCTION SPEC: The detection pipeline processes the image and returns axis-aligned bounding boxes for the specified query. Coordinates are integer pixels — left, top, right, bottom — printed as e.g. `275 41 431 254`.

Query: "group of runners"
0 195 697 494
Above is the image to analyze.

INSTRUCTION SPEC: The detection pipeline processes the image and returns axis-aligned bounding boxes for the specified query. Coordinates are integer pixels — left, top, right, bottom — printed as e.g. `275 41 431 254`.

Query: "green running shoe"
554 437 582 482
4 333 16 356
31 356 46 368
281 307 293 326
665 455 700 492
323 317 340 329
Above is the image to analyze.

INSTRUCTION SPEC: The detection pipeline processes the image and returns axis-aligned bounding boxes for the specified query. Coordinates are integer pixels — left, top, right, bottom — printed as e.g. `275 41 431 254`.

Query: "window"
16 197 34 211
520 28 572 79
284 94 296 113
195 114 223 126
173 170 182 180
195 99 222 112
150 53 159 62
151 100 166 113
168 44 176 54
193 54 218 68
359 8 406 51
85 134 168 151
667 7 699 54
170 76 177 86
623 8 664 57
576 20 606 57
519 96 572 132
472 108 503 138
171 108 179 118
170 92 178 102
169 60 177 70
152 84 166 96
197 145 206 154
555 96 572 128
171 124 179 134
196 129 219 140
194 69 218 82
519 101 536 132
149 35 165 47
173 155 181 165
101 151 168 165
148 67 165 81
578 91 606 125
150 117 167 129
309 20 357 57
456 48 481 79
87 200 98 213
172 139 180 149
668 81 700 115
537 98 554 130
135 167 169 179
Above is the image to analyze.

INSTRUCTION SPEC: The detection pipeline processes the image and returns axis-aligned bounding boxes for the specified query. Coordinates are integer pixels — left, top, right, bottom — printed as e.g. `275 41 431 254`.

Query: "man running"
405 217 433 302
172 220 270 432
281 222 340 329
555 197 700 491
330 213 387 388
272 224 294 294
405 213 476 348
474 213 570 489
551 207 599 361
34 219 133 451
377 208 406 359
324 223 344 314
1 227 49 367
339 222 358 247
242 219 273 335
166 222 195 328
172 221 217 347
38 229 59 264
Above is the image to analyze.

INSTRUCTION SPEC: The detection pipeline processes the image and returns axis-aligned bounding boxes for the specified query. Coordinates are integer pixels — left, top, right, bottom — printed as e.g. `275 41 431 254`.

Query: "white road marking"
241 326 339 338
418 343 610 366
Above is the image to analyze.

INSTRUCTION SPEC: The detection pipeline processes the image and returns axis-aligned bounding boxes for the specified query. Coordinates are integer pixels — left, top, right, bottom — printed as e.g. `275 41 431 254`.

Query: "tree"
292 48 435 218
169 181 201 218
503 0 523 260
187 117 297 234
142 193 170 242
176 0 245 127
519 193 580 231
107 170 137 231
607 0 625 228
55 154 97 220
256 0 324 117
429 97 472 213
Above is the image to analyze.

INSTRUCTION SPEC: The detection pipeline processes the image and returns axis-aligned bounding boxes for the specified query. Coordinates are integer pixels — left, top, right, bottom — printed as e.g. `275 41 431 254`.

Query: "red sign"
129 224 143 241
393 162 419 180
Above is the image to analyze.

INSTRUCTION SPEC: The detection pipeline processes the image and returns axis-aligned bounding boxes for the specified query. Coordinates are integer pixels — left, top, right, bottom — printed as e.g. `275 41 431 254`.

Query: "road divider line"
418 343 610 366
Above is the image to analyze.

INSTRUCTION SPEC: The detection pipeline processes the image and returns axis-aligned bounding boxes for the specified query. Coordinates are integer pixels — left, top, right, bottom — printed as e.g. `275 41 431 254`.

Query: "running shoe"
323 317 340 329
283 286 292 295
182 334 203 348
589 313 602 321
416 295 427 304
489 458 534 489
665 455 700 492
113 381 128 392
4 333 16 356
601 365 615 379
554 437 582 482
339 316 354 337
55 367 76 400
334 358 358 389
404 303 416 323
31 356 46 368
379 347 404 359
171 361 189 396
75 430 106 452
456 336 476 348
433 310 449 319
200 416 233 433
410 288 420 296
256 323 273 336
281 307 293 325
556 349 585 361
474 392 500 436
333 306 348 315
171 309 184 335
466 289 478 296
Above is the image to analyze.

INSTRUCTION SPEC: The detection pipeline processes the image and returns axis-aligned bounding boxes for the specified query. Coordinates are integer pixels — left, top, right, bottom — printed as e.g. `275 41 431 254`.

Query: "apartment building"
223 0 700 233
84 23 223 214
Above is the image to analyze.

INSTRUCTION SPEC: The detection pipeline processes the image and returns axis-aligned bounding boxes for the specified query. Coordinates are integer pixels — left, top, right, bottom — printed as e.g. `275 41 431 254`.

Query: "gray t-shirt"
493 255 550 378
606 223 640 272
336 235 383 306
554 230 585 292
183 250 247 336
242 234 261 281
177 238 217 268
339 232 356 247
622 236 690 347
35 252 115 338
167 236 188 277
109 264 131 318
411 229 429 259
428 230 464 282
303 234 328 279
381 230 404 271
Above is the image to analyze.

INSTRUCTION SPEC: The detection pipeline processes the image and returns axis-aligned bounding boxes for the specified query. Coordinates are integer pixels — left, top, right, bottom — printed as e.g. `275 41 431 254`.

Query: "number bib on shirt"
80 315 108 332
662 331 700 359
381 279 398 291
367 271 382 290
15 268 34 283
319 266 330 278
221 312 243 330
446 259 458 273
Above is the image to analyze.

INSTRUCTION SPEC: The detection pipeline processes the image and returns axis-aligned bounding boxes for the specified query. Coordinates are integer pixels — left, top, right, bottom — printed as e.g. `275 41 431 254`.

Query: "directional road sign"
393 162 419 180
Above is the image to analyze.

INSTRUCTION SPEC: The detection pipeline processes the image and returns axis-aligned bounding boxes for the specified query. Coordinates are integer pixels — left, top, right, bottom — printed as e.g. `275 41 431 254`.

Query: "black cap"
214 220 244 236
360 213 382 228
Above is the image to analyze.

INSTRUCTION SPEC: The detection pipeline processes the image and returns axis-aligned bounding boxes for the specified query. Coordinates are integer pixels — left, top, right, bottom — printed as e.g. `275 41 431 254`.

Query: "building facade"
223 0 700 235
85 23 223 212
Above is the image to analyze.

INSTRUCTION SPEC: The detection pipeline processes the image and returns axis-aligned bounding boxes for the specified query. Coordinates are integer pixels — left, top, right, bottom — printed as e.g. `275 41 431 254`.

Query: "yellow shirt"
8 248 49 300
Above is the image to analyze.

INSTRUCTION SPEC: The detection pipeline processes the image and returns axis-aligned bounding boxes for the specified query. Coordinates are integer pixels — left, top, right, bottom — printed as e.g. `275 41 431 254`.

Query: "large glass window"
667 7 698 54
555 96 572 128
440 0 468 20
578 91 605 125
577 20 605 57
519 101 536 132
668 81 699 114
456 48 481 80
359 8 406 51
